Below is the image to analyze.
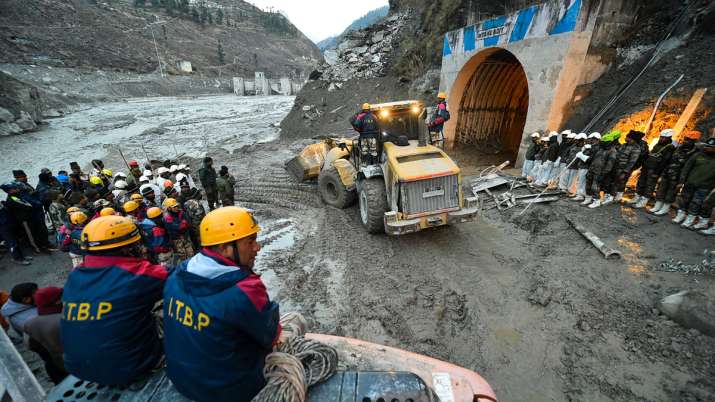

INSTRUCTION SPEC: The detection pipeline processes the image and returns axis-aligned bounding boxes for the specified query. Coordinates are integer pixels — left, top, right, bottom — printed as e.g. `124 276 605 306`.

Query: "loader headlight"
379 109 390 118
411 106 421 114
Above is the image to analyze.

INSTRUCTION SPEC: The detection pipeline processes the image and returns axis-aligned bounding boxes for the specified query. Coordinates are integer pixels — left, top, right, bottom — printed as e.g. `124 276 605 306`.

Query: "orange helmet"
683 130 702 141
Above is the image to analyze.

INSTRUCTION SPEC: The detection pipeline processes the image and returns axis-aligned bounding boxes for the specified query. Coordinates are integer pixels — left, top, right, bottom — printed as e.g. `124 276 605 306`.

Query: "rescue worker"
140 185 159 208
48 191 67 233
608 130 645 204
177 164 196 188
99 207 117 217
163 207 281 402
427 92 450 147
99 169 113 188
0 184 31 265
697 188 715 235
90 160 105 178
13 170 54 251
24 286 68 384
64 211 88 268
163 198 193 262
1 282 38 336
123 201 141 224
143 206 173 266
673 137 715 228
217 165 236 206
61 215 167 386
528 134 548 181
631 129 675 208
349 103 381 165
553 130 574 185
182 188 207 250
650 130 701 216
198 157 219 210
572 133 600 201
522 132 541 177
69 162 88 184
156 167 172 189
535 132 560 187
3 181 46 254
126 161 141 189
583 131 620 207
562 133 586 193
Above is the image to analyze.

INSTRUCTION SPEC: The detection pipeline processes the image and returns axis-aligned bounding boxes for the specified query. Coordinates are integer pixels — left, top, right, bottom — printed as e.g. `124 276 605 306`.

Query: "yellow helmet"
130 193 143 202
101 169 113 177
89 176 103 186
361 102 371 110
99 207 116 217
163 197 178 208
146 207 163 219
67 206 80 214
437 92 447 100
81 216 141 251
70 211 88 225
123 200 139 213
200 206 260 247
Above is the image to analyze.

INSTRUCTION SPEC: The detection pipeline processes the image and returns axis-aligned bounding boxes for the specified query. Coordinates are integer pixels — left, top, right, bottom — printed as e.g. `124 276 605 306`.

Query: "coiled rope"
251 313 339 402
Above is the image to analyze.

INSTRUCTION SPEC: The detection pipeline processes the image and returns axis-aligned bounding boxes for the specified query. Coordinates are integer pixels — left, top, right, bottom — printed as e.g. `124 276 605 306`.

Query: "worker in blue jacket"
163 206 281 402
60 215 168 386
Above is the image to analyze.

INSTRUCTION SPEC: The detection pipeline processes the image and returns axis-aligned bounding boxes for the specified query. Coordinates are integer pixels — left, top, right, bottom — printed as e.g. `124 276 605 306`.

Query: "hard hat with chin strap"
200 206 260 247
90 176 103 186
130 193 143 202
437 92 447 99
163 198 178 208
100 207 116 217
81 216 141 251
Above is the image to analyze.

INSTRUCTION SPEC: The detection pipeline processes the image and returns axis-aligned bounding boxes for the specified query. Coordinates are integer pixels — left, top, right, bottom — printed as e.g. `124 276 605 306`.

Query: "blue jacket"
61 255 168 386
163 249 281 402
68 225 85 256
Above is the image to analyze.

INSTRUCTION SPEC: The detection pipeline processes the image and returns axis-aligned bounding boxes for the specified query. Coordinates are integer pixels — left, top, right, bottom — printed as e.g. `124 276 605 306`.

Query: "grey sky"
247 0 390 42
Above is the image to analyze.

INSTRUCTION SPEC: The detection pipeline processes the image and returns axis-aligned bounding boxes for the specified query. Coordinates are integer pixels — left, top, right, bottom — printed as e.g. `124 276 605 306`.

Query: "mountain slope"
317 5 389 51
0 0 322 77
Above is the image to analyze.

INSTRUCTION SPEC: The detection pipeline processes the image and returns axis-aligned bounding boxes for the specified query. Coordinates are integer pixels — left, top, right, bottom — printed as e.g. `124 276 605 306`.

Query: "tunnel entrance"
454 49 528 165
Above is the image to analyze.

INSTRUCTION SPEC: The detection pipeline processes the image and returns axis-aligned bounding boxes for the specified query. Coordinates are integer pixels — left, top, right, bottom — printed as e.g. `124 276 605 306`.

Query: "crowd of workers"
522 128 715 235
1 155 276 402
0 156 237 266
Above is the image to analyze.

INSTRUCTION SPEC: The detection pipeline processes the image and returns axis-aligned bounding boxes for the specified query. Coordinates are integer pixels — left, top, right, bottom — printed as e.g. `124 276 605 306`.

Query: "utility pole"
149 24 165 78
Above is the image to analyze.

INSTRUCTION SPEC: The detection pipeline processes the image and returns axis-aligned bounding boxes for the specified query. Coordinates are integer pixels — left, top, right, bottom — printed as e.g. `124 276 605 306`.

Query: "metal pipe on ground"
565 216 621 260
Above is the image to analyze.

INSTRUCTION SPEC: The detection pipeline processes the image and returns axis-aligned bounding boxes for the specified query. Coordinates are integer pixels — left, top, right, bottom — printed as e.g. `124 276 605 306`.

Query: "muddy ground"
1 96 714 401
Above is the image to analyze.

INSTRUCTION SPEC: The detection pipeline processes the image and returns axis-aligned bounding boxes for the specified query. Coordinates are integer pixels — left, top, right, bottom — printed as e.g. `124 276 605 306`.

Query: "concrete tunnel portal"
452 48 529 164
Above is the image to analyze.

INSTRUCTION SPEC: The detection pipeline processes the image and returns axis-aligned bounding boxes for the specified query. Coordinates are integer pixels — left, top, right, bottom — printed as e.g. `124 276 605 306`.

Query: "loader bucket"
285 142 331 181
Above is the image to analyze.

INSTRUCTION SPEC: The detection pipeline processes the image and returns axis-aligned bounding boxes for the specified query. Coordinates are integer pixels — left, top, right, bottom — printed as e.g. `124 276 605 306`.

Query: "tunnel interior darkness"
455 49 529 163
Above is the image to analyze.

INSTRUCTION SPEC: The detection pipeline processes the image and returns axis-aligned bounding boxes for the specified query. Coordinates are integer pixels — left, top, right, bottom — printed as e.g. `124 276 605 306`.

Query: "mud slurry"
225 139 715 402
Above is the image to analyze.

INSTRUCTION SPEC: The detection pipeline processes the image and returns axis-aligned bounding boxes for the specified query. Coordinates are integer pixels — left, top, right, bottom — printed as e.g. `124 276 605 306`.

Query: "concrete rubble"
0 106 38 136
317 12 409 82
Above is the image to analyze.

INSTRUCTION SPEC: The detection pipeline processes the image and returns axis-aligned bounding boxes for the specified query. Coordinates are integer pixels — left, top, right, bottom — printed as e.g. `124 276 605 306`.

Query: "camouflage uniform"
216 174 236 206
655 142 697 203
585 143 617 196
48 201 67 232
635 141 674 198
608 141 642 195
183 198 206 250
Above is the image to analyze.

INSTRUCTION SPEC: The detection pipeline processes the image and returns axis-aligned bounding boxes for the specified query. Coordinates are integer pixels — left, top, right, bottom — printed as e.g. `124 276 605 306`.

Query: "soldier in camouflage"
583 131 620 208
182 187 206 250
650 130 701 216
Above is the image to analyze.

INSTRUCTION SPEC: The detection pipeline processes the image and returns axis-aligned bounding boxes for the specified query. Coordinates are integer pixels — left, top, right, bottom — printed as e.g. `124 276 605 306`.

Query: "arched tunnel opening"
454 49 529 165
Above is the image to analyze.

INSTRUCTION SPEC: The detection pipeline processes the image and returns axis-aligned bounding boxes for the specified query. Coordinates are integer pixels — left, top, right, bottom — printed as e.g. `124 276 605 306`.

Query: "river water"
0 95 294 183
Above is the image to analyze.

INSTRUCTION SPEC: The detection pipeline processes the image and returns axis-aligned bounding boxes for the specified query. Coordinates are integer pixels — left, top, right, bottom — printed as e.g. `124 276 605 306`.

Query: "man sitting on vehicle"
427 92 450 148
163 206 281 402
61 215 167 386
350 103 381 165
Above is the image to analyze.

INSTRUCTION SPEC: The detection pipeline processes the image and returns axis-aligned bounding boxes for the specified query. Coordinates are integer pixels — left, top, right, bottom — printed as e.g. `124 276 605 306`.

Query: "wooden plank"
673 88 707 141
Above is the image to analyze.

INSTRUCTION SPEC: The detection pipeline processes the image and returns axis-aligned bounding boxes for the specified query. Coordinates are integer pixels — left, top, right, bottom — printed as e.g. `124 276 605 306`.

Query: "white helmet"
530 132 540 138
567 132 577 139
169 165 179 173
114 172 127 179
178 164 187 170
175 172 187 183
588 132 602 140
561 129 572 136
660 129 674 137
114 180 128 190
157 167 170 175
143 169 153 177
549 131 559 137
584 144 592 149
576 133 588 140
139 176 150 183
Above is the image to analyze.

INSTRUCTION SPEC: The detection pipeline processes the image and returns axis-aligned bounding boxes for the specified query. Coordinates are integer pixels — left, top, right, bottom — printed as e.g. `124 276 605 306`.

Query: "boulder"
15 110 38 131
354 46 369 55
658 290 715 337
0 122 22 136
323 50 339 66
371 31 386 43
337 39 362 52
42 109 63 118
371 55 381 63
0 107 14 123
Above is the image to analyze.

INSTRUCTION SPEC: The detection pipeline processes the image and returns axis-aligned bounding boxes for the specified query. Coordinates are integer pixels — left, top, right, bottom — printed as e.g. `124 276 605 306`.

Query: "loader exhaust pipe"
418 109 428 147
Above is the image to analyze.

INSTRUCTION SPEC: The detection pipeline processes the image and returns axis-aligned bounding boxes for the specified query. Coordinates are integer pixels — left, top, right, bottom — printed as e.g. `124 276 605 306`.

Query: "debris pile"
656 250 715 275
319 12 409 82
469 162 563 212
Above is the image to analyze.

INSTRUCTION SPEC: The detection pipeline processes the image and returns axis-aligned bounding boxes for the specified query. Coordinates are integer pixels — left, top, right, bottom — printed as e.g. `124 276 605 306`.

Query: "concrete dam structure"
233 72 305 96
439 0 638 165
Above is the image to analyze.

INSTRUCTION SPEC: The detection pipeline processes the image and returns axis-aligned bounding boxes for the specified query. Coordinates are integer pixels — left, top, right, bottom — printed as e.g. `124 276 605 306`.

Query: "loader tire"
359 177 387 234
318 166 355 209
